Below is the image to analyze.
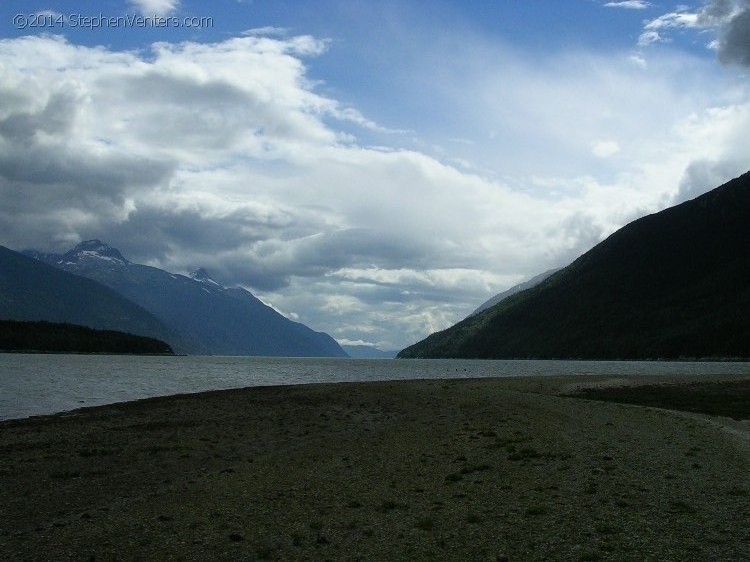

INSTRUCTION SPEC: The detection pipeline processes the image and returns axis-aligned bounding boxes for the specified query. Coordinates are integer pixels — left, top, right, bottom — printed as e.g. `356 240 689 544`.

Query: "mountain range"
399 171 750 360
0 245 178 345
11 241 346 357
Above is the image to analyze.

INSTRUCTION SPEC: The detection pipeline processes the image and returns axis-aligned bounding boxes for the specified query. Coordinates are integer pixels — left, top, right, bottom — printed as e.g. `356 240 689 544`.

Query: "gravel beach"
1 374 749 561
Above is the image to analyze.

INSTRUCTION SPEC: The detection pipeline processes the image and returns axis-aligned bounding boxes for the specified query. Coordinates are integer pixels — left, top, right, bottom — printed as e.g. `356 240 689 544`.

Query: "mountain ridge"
399 171 750 360
469 268 561 318
0 245 180 346
25 240 347 357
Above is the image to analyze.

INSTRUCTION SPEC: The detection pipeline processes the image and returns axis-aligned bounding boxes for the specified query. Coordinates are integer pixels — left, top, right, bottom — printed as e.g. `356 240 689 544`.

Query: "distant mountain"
469 268 560 317
0 245 178 346
399 171 750 360
27 240 346 357
342 345 397 359
0 320 174 355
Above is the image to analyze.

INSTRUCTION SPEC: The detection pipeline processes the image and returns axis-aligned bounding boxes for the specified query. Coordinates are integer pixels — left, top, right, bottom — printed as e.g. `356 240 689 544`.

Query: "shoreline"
2 374 749 560
4 358 750 424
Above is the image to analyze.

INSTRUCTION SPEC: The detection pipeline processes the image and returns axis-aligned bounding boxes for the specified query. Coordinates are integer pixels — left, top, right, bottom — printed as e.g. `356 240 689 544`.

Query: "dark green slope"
399 171 750 360
0 246 179 347
0 320 173 354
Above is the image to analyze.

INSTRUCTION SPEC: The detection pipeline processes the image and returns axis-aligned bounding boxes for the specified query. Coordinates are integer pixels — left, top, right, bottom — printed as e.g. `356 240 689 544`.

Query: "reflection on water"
1 354 749 421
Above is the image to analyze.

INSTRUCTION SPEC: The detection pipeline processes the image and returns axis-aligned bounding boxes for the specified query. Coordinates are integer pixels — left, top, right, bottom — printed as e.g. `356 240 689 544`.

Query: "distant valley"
6 172 748 361
341 345 397 359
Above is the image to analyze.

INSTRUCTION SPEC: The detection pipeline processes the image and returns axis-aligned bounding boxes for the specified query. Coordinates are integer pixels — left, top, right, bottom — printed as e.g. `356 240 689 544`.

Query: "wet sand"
1 374 749 560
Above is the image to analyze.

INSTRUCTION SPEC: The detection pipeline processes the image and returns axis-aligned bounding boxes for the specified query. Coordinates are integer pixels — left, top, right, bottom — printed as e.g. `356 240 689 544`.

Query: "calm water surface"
1 354 749 421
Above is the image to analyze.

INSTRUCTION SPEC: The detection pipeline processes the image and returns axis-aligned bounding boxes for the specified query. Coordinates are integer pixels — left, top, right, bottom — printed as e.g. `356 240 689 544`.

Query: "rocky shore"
1 374 749 560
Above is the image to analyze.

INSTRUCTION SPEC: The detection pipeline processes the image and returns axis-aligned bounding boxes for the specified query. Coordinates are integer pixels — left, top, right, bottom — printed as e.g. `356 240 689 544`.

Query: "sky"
0 1 749 351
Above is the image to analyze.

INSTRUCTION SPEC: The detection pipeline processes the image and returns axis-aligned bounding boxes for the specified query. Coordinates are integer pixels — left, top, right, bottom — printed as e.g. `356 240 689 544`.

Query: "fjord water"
2 354 750 421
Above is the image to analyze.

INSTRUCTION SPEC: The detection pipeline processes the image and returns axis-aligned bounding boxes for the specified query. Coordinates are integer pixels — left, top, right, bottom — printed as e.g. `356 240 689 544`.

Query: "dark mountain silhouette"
0 245 178 346
27 241 346 357
399 171 750 360
0 320 173 355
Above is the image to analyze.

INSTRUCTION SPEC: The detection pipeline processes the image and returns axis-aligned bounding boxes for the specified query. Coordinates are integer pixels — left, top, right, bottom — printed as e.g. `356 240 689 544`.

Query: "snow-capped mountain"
0 245 176 345
26 240 347 357
62 240 129 265
189 267 222 289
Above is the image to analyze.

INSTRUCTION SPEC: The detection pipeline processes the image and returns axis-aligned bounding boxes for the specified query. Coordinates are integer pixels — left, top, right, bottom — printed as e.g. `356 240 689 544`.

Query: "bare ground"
1 374 749 561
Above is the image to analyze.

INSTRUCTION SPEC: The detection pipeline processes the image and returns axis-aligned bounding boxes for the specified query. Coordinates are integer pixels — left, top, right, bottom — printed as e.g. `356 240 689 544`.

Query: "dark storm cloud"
674 159 748 204
699 0 739 22
717 6 750 67
215 227 434 291
99 200 436 291
0 34 334 256
643 0 750 68
0 91 76 143
0 80 174 235
106 204 299 262
0 86 174 251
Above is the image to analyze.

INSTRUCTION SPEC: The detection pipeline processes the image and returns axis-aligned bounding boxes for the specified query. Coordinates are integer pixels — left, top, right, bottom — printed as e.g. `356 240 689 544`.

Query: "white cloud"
604 1 651 9
243 27 290 37
0 29 747 349
128 0 180 16
639 10 700 46
591 140 621 158
638 0 750 67
628 54 648 67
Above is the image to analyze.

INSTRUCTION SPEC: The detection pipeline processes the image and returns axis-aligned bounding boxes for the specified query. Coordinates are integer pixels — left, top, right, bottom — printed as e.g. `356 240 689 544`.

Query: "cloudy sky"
1 1 749 351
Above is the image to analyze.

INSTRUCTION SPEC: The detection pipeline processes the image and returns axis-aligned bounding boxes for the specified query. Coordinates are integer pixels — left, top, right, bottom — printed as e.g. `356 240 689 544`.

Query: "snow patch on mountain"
63 240 129 265
189 267 222 289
